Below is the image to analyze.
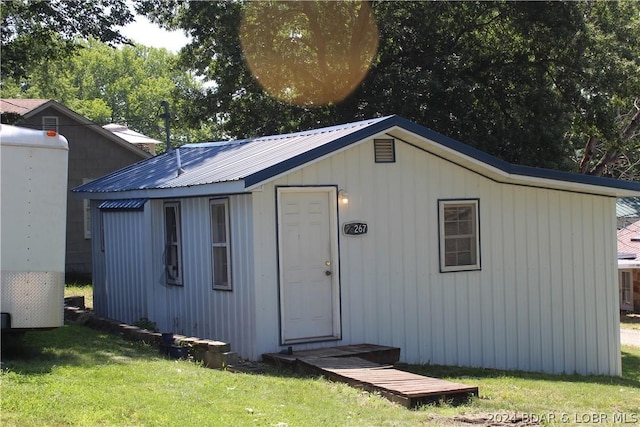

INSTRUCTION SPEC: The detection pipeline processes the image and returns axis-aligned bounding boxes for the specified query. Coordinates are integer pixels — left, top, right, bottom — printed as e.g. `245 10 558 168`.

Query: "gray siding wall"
252 137 620 375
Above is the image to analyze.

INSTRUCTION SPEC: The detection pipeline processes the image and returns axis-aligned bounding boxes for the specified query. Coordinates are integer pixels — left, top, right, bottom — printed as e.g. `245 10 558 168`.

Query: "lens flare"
240 1 379 107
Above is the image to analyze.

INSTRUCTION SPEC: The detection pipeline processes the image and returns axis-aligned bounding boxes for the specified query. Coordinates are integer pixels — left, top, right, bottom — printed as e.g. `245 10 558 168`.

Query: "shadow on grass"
1 322 310 382
405 349 640 389
1 323 160 375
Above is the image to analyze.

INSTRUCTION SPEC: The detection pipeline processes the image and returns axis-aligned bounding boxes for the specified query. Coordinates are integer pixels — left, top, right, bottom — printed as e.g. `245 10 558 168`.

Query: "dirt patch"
426 412 541 426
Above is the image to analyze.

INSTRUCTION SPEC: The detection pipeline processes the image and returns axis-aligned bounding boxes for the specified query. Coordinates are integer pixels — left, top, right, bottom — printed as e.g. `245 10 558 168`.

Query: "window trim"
164 201 183 286
210 198 232 291
438 199 481 273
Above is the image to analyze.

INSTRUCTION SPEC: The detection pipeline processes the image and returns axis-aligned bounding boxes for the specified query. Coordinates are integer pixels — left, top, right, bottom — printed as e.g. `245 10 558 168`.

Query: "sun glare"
240 1 379 107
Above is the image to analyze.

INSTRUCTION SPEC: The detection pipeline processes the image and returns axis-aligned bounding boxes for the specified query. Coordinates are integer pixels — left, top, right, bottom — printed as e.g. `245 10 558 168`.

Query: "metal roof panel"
74 116 390 193
73 115 640 197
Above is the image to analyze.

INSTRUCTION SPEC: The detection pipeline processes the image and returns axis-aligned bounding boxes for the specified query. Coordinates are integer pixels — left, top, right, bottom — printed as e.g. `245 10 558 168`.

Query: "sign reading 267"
343 221 368 236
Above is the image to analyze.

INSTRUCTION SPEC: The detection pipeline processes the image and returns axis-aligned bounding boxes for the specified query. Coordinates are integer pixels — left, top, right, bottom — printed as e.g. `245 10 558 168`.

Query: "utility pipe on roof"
160 100 185 176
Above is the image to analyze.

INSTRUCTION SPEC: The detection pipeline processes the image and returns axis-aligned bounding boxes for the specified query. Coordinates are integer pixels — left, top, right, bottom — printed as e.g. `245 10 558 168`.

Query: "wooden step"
262 343 400 367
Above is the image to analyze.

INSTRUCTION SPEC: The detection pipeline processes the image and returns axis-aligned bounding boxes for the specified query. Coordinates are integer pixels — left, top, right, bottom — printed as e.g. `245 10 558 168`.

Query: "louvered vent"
42 116 58 132
374 138 395 163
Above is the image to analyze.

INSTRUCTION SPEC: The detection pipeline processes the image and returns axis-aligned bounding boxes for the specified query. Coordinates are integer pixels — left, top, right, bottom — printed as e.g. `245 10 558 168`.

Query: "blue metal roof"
73 116 390 193
73 115 640 196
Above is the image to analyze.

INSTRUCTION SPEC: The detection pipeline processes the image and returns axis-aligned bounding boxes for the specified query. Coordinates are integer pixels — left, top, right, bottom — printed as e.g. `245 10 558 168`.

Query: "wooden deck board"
262 344 478 408
297 355 478 408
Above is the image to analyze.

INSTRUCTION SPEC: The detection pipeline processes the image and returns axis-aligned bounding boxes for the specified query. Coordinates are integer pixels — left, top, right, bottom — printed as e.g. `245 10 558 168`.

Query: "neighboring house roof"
73 115 640 199
618 219 640 259
0 99 151 159
103 123 162 146
617 197 640 219
0 98 49 114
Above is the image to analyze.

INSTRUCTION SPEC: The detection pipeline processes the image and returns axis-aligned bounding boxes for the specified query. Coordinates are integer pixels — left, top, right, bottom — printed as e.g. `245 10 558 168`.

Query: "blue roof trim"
245 115 640 192
98 198 148 210
395 116 640 192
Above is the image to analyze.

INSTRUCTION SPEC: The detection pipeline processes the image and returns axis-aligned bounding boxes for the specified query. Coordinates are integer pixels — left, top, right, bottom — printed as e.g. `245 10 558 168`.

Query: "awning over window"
98 198 147 211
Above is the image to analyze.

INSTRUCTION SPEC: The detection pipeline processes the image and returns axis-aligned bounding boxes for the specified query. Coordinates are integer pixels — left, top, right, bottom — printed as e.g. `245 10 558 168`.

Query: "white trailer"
1 124 69 331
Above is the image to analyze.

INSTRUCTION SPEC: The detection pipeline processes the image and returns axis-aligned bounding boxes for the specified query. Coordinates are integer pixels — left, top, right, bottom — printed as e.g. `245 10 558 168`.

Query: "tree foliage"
2 39 209 147
1 0 134 82
138 0 640 176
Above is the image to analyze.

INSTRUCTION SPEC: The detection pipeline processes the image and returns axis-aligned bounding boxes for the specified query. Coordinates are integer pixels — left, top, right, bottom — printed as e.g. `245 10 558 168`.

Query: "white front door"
277 187 341 343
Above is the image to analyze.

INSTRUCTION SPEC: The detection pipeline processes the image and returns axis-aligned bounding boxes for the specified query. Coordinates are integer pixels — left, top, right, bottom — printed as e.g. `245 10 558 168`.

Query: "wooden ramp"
263 344 478 408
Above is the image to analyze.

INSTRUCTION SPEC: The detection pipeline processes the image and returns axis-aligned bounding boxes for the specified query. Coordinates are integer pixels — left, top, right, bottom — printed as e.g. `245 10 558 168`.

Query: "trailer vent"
374 138 395 163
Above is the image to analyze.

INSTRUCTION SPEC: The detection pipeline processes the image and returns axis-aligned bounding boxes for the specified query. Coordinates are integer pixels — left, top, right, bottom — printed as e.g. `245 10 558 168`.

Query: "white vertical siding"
90 205 148 324
252 136 620 375
92 133 620 375
147 195 256 359
252 187 280 358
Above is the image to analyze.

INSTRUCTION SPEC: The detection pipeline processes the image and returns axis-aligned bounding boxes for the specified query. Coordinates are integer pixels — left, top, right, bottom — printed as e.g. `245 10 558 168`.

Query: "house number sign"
343 221 368 236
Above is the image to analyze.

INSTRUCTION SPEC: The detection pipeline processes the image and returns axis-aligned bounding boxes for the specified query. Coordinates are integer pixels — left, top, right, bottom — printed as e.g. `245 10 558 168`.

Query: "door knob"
325 270 332 276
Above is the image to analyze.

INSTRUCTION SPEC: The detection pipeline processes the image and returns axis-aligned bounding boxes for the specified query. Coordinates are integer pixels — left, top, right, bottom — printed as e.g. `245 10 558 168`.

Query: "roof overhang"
386 124 640 198
73 180 248 200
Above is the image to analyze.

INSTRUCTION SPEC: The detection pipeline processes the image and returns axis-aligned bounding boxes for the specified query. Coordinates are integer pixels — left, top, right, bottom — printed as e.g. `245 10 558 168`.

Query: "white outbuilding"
74 115 640 375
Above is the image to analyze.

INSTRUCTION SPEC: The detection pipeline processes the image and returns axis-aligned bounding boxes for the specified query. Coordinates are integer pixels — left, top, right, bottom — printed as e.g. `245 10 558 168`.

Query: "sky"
119 14 190 53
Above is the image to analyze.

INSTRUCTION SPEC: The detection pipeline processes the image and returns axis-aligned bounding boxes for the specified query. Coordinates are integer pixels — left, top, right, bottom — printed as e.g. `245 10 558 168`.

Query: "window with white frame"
438 199 480 272
211 199 232 290
164 202 183 285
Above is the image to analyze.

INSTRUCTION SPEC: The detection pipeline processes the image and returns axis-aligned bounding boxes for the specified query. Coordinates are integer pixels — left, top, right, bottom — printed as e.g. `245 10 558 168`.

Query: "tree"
137 0 640 176
568 1 640 178
1 0 134 83
2 39 211 147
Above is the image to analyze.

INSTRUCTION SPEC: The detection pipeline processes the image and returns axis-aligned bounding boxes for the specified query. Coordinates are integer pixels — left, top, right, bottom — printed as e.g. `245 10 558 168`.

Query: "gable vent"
42 116 58 132
374 138 395 163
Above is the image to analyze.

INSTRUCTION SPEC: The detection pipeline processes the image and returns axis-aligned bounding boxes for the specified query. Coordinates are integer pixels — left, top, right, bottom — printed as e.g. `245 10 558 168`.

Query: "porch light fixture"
338 189 349 204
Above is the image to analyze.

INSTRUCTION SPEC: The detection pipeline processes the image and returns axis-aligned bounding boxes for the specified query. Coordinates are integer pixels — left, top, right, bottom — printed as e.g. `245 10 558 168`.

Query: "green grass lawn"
65 284 93 310
2 321 639 427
